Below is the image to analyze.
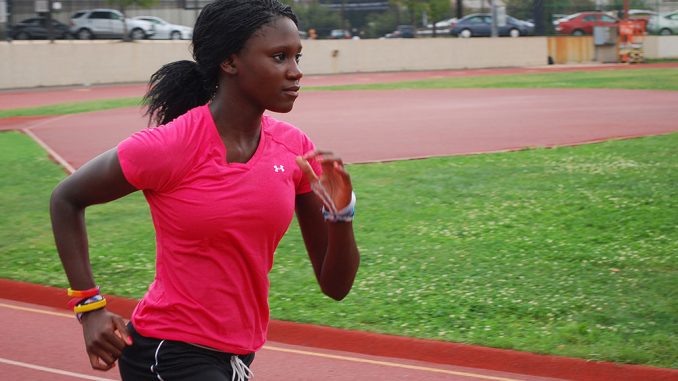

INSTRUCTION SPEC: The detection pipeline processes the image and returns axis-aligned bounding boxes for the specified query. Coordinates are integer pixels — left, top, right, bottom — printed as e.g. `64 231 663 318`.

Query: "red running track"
16 88 678 170
0 298 568 381
2 63 677 110
2 280 677 381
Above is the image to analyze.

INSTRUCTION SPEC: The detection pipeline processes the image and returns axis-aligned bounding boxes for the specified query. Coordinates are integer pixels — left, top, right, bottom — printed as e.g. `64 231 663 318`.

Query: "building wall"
0 37 547 89
1 36 676 90
644 35 678 58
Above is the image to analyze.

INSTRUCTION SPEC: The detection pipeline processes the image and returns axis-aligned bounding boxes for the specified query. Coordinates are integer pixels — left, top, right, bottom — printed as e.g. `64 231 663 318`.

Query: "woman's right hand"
80 309 132 371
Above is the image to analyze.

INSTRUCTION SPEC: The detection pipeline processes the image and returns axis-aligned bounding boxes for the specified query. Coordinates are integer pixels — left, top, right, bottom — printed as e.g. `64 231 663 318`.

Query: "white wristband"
322 192 356 222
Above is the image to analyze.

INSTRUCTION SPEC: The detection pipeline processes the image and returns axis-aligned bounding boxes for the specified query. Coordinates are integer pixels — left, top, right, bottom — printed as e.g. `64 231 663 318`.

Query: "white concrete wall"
0 40 193 89
643 36 678 59
0 37 547 90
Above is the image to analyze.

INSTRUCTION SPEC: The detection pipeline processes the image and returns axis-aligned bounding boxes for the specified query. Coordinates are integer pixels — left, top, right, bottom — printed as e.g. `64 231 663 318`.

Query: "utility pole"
340 0 346 31
490 0 498 37
533 0 544 36
47 0 54 42
456 0 463 19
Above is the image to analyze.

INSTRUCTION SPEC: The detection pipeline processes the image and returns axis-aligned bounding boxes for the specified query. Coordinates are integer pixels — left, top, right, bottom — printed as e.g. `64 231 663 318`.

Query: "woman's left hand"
296 150 353 211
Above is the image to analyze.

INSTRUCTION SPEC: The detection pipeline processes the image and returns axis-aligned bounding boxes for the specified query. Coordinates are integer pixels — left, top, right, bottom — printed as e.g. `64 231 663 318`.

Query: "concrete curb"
1 278 676 381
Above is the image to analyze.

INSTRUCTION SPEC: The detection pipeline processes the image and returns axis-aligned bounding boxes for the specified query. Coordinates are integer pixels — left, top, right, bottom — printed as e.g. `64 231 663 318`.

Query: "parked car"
451 14 534 37
427 17 457 29
133 16 192 40
10 17 70 39
421 18 457 36
554 11 618 35
329 29 351 39
384 25 416 38
69 9 155 40
647 11 678 35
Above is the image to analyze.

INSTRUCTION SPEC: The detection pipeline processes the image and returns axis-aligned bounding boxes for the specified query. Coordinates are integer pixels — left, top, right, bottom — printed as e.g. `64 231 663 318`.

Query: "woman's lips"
283 86 300 97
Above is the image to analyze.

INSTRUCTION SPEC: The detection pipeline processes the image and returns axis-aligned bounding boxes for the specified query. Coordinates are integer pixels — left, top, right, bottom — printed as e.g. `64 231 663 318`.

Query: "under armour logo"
274 165 285 173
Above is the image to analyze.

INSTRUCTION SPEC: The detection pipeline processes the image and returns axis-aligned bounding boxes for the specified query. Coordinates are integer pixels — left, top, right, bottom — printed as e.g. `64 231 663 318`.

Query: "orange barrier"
619 20 645 63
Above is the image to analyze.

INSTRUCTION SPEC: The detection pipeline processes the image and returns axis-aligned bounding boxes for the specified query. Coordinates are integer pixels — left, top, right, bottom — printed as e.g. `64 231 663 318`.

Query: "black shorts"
119 323 255 381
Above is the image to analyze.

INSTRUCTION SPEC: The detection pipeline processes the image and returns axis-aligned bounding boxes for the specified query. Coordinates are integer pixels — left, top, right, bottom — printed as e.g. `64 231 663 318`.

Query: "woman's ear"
220 57 237 75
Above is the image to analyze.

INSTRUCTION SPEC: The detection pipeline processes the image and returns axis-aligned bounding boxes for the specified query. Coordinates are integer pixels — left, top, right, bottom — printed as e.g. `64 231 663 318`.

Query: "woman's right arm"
50 147 137 371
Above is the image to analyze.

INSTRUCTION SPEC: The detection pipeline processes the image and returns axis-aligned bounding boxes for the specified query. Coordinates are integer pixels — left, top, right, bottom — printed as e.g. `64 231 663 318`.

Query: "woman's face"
230 16 303 113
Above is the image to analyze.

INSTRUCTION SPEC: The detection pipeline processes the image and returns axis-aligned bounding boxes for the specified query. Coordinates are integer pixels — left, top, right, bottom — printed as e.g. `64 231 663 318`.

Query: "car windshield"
563 13 581 21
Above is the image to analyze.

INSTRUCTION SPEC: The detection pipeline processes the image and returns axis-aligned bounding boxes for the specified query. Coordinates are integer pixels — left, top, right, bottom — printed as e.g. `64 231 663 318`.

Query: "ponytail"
143 60 216 126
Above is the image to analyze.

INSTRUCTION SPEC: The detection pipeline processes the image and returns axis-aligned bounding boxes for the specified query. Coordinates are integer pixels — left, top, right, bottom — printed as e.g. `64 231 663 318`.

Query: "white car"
134 16 193 40
70 9 155 40
647 11 678 35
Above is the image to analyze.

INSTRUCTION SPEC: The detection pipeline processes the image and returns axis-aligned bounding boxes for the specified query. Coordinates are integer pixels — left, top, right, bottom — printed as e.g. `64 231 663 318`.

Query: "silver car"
647 11 678 35
134 16 193 40
69 9 155 40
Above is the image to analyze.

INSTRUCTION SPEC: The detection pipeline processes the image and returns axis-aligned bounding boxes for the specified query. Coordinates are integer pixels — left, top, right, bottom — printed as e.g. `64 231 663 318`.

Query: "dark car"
385 25 416 38
451 13 534 37
11 17 70 40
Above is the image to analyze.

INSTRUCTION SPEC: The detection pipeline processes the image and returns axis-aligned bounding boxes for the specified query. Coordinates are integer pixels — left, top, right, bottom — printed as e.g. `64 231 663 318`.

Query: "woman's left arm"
295 152 360 300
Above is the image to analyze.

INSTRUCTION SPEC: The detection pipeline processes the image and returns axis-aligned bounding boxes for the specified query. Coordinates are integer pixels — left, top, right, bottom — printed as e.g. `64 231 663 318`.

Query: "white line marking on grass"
21 128 76 174
0 357 119 381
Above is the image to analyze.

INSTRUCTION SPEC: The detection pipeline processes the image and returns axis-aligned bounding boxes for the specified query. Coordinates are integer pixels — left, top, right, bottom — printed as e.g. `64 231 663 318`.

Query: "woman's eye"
295 53 302 63
273 53 286 62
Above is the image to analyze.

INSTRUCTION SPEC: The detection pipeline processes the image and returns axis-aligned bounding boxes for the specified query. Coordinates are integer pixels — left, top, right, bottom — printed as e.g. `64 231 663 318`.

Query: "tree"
426 0 452 36
291 2 343 38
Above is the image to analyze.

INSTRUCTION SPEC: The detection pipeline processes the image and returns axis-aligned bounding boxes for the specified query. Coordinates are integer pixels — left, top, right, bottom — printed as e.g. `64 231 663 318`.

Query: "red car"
555 12 619 35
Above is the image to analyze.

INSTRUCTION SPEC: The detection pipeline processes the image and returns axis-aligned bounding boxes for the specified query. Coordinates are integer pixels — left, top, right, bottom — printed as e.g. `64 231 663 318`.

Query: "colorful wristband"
73 298 107 314
67 286 100 298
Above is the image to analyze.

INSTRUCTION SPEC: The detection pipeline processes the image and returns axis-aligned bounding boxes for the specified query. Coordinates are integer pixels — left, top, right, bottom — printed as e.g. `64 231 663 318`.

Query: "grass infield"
1 130 676 368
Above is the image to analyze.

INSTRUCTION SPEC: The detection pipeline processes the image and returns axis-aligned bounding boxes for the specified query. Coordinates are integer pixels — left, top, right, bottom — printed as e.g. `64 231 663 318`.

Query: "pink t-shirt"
117 105 319 354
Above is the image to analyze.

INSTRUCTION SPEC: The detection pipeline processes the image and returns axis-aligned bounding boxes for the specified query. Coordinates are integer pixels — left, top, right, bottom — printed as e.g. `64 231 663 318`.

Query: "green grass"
0 97 141 118
1 68 676 118
2 130 676 368
311 68 678 91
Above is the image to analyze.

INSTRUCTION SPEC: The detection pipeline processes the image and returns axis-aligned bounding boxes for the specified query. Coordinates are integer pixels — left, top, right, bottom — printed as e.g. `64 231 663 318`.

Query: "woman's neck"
208 92 264 163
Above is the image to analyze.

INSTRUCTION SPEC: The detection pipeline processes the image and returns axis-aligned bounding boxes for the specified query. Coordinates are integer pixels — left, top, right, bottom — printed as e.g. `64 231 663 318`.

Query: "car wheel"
14 31 30 40
76 29 93 40
170 31 181 40
459 29 472 38
660 28 672 35
509 28 520 38
129 28 146 40
572 29 584 36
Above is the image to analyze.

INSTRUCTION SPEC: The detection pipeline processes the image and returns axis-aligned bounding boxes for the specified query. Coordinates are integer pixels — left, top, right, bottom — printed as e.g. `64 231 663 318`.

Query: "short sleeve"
117 125 188 192
296 133 323 195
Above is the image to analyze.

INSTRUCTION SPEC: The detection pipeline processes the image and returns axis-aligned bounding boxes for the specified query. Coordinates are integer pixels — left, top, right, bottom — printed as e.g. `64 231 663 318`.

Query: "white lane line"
263 345 528 381
0 357 118 381
21 128 76 174
0 302 528 380
0 302 71 318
